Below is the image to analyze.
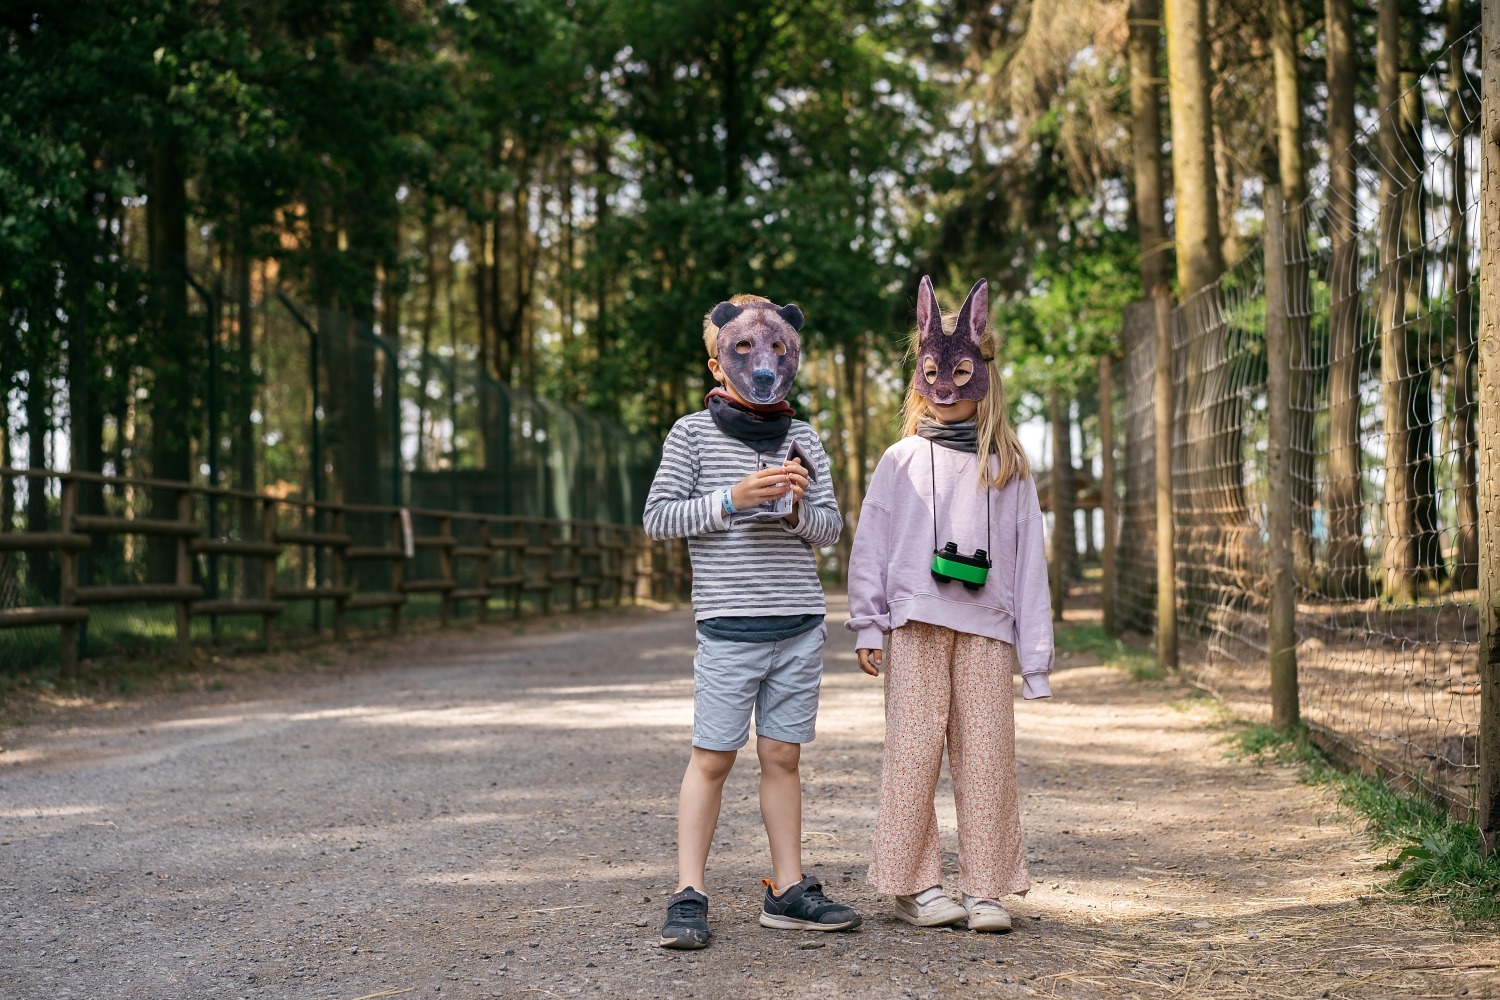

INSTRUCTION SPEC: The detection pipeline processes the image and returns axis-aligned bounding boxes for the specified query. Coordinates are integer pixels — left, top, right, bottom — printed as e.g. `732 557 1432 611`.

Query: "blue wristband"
721 488 738 515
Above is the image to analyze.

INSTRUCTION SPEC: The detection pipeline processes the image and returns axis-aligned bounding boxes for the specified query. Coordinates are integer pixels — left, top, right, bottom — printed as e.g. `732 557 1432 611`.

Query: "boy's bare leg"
677 747 737 892
757 736 804 890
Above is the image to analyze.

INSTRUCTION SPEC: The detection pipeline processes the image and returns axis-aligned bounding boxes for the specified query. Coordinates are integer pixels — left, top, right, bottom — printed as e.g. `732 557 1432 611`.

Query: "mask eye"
735 340 752 354
953 359 974 387
922 357 938 384
772 341 786 356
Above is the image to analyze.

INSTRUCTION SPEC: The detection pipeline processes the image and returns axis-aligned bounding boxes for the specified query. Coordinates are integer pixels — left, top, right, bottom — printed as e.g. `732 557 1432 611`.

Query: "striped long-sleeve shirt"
642 409 840 620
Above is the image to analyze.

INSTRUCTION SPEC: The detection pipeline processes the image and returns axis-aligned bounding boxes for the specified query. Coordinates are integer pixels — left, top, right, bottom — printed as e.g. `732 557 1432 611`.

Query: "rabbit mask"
914 276 991 404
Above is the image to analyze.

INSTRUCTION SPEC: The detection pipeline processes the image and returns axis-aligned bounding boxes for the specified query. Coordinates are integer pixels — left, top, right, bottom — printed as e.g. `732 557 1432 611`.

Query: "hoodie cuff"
854 625 885 651
1021 672 1052 700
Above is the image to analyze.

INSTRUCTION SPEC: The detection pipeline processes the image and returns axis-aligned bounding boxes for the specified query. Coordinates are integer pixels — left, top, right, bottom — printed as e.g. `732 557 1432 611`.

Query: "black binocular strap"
929 438 990 556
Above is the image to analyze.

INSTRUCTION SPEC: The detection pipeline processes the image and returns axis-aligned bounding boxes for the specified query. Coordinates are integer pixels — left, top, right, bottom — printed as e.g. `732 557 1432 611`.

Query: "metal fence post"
1476 0 1499 856
1153 293 1178 669
1264 185 1301 731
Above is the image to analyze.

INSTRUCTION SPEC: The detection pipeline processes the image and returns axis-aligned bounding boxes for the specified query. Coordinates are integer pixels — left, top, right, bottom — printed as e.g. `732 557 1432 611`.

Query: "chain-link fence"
1113 27 1483 818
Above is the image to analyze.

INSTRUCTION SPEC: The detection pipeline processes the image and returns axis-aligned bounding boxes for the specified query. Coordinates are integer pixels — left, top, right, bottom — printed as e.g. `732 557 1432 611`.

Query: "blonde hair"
899 309 1030 490
702 293 773 358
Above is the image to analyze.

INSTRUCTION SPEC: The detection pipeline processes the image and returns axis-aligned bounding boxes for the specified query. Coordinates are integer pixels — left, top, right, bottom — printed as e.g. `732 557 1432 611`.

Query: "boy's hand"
729 464 800 512
780 459 809 525
857 648 882 676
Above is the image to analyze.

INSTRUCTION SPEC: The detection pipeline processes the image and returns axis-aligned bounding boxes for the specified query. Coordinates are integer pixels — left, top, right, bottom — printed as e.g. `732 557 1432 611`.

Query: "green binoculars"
931 542 990 590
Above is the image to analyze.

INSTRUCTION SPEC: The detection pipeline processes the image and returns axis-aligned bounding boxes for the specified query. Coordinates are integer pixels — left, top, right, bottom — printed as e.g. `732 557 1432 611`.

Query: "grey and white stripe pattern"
642 410 841 620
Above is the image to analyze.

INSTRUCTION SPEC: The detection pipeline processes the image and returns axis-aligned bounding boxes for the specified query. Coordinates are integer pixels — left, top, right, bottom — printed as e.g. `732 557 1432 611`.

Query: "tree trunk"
1100 353 1118 635
1377 0 1417 604
1451 0 1478 591
419 215 439 469
1130 0 1171 297
1271 0 1315 582
1401 15 1444 587
234 246 256 493
1050 387 1075 621
25 346 48 532
1165 0 1231 616
147 137 191 582
1164 0 1223 301
1474 0 1500 858
1324 0 1372 599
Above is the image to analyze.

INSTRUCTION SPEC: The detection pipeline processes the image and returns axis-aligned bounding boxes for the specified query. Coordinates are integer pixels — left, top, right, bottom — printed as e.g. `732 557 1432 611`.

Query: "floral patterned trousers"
868 620 1030 899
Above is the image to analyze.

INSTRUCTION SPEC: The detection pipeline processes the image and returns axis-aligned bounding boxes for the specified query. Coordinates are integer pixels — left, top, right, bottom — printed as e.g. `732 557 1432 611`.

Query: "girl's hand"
857 648 882 677
730 466 794 511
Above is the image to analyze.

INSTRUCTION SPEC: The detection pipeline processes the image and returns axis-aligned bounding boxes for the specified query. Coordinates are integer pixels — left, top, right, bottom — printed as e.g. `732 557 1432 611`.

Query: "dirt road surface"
3 599 1495 1000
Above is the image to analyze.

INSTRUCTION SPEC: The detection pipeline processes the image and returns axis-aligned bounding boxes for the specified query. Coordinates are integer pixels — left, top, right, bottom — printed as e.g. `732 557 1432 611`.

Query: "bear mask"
710 299 804 406
914 276 990 405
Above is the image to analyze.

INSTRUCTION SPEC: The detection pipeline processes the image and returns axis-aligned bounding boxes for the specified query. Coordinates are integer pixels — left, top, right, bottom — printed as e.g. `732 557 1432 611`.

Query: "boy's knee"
757 737 801 771
688 747 737 783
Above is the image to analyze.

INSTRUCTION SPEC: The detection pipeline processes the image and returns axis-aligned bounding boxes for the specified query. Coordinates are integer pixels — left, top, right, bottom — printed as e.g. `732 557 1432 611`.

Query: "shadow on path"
1 598 1493 999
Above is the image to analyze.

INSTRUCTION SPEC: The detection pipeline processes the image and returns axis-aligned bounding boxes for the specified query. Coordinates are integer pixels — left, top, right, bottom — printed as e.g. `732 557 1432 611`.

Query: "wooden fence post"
1264 184 1301 731
390 511 405 634
1476 0 1499 856
174 490 194 661
332 508 348 641
1153 293 1179 670
59 478 79 677
1100 353 1117 636
477 520 492 624
261 499 278 645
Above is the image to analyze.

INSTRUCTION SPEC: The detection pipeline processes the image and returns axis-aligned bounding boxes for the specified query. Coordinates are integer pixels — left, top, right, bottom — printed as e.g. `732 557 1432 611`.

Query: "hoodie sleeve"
642 420 725 540
1012 474 1055 699
780 429 841 549
844 456 892 650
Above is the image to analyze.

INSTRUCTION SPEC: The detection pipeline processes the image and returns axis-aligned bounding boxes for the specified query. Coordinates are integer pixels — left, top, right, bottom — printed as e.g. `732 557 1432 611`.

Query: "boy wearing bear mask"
643 294 860 948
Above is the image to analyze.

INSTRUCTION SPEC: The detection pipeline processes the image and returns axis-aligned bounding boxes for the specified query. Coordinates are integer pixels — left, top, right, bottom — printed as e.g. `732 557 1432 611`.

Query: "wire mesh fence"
1113 27 1483 818
1 278 661 669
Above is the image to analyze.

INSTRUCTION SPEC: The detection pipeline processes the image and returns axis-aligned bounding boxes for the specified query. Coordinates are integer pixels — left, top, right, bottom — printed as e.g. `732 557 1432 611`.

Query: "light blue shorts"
691 623 828 750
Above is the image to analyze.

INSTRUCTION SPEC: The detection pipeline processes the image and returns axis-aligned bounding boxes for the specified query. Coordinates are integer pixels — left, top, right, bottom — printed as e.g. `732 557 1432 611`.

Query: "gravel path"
2 599 1494 1000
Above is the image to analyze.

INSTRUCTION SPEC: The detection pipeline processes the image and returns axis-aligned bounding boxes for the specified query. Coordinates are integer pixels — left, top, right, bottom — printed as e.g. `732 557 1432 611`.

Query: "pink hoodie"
845 435 1055 699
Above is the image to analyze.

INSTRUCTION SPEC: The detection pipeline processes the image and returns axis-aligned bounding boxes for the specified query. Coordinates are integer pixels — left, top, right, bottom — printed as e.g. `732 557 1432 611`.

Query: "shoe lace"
799 881 833 906
667 896 706 924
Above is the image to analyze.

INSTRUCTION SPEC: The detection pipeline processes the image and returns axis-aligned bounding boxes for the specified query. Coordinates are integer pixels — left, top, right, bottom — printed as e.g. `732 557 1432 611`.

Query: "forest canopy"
0 0 1482 553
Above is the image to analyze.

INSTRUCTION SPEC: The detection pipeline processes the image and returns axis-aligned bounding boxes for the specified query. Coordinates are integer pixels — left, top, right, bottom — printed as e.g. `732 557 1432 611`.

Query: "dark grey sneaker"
659 887 711 949
759 875 862 931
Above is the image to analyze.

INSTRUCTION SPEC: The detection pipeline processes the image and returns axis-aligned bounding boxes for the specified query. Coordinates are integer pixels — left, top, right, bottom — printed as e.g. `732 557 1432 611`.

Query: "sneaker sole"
759 912 863 931
658 934 711 949
894 907 968 928
965 918 1013 933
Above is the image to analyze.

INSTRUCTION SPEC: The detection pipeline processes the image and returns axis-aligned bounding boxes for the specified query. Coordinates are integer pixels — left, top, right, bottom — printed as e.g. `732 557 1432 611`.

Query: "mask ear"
916 275 943 340
954 279 988 346
710 302 742 328
777 303 804 331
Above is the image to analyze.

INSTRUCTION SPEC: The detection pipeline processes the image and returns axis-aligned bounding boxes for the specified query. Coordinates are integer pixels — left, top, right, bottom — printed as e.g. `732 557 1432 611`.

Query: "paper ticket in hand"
729 440 816 523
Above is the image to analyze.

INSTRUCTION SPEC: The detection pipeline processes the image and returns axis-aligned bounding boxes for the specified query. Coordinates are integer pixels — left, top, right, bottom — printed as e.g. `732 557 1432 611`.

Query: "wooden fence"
0 467 690 674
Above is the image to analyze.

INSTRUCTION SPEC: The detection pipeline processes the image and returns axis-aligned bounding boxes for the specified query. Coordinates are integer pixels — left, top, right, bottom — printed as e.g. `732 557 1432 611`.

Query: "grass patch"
1054 623 1165 681
1224 723 1500 924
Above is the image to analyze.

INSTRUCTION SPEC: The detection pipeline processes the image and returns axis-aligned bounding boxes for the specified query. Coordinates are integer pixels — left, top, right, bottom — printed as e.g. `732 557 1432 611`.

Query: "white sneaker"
893 886 967 927
962 894 1013 932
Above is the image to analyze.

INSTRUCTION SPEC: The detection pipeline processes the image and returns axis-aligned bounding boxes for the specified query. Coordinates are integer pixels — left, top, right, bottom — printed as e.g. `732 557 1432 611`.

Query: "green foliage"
1054 622 1164 681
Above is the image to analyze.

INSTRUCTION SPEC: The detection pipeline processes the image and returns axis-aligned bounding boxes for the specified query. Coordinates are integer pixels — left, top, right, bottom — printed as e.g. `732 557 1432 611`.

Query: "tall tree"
1269 0 1315 580
1130 0 1171 298
1323 0 1371 599
1450 0 1478 590
1164 0 1232 615
1376 0 1417 603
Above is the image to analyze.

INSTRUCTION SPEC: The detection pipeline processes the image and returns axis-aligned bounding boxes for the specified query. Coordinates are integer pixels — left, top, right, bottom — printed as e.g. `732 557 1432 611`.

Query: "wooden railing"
0 467 691 673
